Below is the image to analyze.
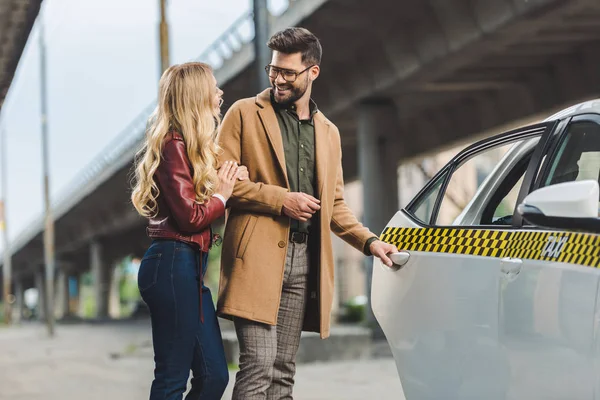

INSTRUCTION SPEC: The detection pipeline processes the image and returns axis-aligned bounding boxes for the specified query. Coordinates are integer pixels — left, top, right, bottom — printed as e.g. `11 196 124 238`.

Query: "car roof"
543 99 600 122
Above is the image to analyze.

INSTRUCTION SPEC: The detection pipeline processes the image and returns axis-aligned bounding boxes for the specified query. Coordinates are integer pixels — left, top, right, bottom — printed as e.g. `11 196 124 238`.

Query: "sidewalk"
0 320 405 399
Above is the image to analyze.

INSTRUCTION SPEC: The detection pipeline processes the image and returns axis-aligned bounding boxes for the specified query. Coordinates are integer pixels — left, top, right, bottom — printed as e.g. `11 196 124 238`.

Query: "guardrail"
9 1 298 253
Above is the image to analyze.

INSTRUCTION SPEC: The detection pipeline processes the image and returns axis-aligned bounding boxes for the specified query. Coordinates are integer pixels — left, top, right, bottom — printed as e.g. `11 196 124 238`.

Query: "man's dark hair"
267 27 322 66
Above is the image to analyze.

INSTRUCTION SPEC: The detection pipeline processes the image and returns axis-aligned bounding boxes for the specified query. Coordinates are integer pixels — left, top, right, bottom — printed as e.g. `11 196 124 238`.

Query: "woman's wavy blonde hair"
131 62 221 218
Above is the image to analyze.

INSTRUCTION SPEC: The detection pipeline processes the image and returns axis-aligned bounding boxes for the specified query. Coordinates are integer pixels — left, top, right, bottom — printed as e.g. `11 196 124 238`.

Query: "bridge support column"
13 279 23 323
91 241 110 319
357 99 399 338
109 262 121 319
55 269 70 319
34 268 46 321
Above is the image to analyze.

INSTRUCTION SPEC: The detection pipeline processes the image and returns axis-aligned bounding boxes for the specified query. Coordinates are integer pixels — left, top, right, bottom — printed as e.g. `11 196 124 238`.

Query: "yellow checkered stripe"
380 227 600 268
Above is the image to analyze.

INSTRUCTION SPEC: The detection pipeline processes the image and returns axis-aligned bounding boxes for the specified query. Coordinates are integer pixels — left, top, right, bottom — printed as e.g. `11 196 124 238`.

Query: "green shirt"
273 97 318 234
272 95 378 255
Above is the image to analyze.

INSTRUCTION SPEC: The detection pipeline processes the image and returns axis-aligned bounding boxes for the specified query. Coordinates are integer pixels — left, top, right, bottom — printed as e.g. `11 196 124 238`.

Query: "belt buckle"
291 232 306 244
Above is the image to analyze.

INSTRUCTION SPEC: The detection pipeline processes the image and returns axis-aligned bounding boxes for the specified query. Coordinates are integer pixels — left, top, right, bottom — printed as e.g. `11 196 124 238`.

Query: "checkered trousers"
231 241 310 400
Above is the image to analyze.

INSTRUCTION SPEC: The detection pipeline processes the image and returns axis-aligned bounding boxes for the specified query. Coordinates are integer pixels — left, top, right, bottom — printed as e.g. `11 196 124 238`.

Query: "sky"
0 0 288 246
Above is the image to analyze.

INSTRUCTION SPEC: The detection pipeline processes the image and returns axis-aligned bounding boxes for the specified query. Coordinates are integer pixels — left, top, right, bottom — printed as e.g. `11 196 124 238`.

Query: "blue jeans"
138 239 228 400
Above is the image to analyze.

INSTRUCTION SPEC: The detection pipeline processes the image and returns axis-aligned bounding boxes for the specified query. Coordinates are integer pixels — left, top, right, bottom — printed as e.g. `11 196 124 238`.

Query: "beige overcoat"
217 89 375 339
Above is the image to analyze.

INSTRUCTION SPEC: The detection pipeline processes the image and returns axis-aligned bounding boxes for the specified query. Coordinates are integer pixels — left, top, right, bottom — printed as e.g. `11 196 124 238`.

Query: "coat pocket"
236 216 258 260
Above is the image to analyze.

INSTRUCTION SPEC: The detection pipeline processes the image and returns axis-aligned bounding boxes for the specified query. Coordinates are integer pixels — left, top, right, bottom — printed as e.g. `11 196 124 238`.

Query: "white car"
372 99 600 400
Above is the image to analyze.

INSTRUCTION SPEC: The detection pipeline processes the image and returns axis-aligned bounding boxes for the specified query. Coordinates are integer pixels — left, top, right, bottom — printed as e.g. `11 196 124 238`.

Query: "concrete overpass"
4 0 600 320
0 0 43 108
0 0 43 313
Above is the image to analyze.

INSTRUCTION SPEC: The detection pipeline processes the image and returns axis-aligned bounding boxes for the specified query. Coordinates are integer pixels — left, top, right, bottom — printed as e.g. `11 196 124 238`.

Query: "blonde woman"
131 62 245 400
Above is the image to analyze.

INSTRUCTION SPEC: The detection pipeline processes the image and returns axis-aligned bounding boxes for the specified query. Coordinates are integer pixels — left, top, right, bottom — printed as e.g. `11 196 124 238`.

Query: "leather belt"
289 231 309 244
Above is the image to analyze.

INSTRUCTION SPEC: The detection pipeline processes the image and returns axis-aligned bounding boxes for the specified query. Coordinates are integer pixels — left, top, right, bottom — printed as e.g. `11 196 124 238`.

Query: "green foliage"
228 363 239 371
81 286 95 318
81 272 93 286
339 296 367 323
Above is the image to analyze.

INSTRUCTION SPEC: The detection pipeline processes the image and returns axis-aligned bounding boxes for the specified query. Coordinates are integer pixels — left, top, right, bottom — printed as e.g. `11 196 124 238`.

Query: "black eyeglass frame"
264 64 316 83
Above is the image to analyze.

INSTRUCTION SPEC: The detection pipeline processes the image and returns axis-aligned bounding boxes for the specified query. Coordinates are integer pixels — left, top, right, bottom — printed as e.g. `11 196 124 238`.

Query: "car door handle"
389 251 411 270
500 257 522 275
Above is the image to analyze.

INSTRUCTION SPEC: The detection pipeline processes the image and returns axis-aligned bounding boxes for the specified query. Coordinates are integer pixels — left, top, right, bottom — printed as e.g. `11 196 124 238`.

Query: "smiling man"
217 27 397 399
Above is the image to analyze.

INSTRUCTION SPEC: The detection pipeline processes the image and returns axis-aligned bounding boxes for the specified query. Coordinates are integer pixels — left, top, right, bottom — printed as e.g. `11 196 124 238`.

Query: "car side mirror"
517 180 600 233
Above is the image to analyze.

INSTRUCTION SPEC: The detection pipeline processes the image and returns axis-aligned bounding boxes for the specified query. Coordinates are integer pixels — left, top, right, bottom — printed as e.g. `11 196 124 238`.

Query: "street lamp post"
39 16 55 337
253 0 270 92
159 0 170 76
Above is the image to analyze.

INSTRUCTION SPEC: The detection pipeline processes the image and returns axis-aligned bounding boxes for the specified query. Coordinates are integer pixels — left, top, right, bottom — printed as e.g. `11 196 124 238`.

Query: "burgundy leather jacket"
146 132 225 252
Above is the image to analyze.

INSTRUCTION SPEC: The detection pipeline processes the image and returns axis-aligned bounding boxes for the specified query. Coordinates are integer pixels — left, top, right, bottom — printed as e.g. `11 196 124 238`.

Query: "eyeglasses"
265 65 315 83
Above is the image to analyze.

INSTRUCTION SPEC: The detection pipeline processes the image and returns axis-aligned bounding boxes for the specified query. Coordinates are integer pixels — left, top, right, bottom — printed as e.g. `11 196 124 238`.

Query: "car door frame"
405 120 559 229
531 113 600 195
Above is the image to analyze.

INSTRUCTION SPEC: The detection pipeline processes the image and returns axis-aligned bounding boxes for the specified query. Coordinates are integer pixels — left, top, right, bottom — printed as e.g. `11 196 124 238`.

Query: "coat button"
278 241 286 248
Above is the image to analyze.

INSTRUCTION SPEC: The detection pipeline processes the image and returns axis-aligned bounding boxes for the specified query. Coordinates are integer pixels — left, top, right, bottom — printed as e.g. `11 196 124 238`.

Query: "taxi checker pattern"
380 227 600 268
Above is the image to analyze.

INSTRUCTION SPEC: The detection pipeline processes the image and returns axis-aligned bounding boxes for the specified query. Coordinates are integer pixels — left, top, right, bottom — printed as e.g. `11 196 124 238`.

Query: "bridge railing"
9 1 298 253
196 11 254 69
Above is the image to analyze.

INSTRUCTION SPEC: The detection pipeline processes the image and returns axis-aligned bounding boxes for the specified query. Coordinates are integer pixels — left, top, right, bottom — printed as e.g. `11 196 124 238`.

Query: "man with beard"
217 27 397 399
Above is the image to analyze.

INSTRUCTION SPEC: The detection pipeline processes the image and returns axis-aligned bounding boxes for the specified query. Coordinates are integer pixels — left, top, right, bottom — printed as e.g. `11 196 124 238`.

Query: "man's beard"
272 77 309 107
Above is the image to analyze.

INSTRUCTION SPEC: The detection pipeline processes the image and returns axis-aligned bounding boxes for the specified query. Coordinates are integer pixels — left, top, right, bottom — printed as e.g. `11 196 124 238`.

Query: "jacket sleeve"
330 135 378 255
156 138 225 233
219 102 289 215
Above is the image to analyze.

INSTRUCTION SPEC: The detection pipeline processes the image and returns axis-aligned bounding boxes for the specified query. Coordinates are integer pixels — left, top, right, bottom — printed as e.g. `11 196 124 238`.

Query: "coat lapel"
314 113 330 199
256 90 288 184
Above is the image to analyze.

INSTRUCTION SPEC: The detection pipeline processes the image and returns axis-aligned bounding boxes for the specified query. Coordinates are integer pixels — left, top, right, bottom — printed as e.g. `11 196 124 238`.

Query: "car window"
490 171 525 224
410 172 446 224
473 146 534 226
436 140 529 226
405 123 553 226
544 121 600 188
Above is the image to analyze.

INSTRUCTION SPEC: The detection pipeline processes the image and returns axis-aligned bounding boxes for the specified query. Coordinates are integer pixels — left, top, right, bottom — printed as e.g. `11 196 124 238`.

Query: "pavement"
0 319 405 399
